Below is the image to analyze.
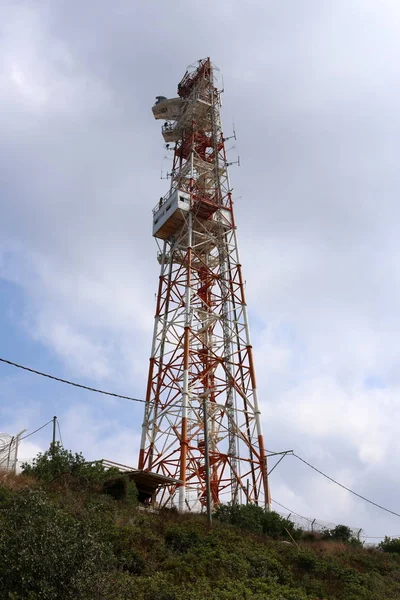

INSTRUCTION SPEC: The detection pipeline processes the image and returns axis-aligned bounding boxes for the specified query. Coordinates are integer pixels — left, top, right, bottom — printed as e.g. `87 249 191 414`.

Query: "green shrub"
215 502 264 534
322 524 353 542
0 488 115 599
0 484 15 508
248 552 294 584
103 476 138 505
296 549 318 571
4 447 400 600
215 503 301 540
378 536 400 554
165 524 202 552
322 524 362 546
21 442 120 484
262 510 301 540
112 525 145 574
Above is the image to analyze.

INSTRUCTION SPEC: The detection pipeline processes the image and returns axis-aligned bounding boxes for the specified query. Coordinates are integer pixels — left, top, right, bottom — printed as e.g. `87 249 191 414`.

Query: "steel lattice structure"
139 58 271 511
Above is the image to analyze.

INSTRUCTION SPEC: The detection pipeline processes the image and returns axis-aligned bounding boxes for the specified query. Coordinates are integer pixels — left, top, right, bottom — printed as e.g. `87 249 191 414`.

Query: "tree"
21 444 138 505
262 510 300 540
322 524 362 546
21 442 119 484
378 536 400 553
215 503 301 539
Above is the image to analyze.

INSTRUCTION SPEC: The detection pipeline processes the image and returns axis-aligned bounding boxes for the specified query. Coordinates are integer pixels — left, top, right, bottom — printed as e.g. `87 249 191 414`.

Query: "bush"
0 488 115 599
296 550 318 571
165 524 202 552
103 476 138 506
215 502 265 534
21 442 121 485
322 524 352 542
215 503 301 540
321 524 362 546
0 484 15 508
262 510 301 540
4 447 400 600
113 525 146 574
378 536 400 553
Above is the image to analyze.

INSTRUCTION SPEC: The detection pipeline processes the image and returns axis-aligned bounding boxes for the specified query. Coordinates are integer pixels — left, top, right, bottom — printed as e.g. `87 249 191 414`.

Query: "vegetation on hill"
0 446 400 599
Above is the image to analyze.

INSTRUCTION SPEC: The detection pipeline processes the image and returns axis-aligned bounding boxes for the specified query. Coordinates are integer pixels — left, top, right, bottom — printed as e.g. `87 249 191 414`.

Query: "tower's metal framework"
139 58 270 511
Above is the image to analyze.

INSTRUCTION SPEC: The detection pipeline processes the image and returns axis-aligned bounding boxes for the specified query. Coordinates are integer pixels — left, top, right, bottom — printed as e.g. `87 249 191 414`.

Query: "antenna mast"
139 58 271 512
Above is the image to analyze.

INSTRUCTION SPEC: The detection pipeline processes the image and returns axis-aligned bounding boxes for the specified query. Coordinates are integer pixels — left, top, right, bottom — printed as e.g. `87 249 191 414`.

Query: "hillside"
1 447 400 600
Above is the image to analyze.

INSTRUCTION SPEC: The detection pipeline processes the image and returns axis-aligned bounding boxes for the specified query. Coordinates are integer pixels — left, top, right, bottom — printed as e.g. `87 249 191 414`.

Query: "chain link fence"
0 433 20 473
276 510 363 540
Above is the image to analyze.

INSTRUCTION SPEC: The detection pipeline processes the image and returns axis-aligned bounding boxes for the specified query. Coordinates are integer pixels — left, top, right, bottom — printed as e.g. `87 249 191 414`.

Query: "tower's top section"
151 58 217 125
177 57 213 98
150 58 231 241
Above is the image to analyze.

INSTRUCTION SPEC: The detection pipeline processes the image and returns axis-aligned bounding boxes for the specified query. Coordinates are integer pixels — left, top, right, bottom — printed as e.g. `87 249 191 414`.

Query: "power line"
0 357 145 404
293 453 400 519
272 499 313 523
2 357 400 520
0 419 53 453
361 535 390 539
273 499 400 540
20 419 53 441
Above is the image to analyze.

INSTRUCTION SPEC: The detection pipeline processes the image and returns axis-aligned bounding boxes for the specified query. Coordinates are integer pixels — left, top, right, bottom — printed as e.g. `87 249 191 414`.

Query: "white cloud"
33 319 112 380
17 439 43 465
1 0 400 538
61 404 141 466
1 3 110 116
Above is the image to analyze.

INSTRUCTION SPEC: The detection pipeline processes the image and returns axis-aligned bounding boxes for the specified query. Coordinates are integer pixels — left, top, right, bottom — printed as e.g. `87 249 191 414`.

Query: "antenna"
163 143 173 160
223 122 237 143
226 156 240 168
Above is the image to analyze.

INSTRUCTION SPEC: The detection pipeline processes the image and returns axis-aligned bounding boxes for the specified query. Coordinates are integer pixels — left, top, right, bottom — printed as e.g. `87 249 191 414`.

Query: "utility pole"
52 416 57 448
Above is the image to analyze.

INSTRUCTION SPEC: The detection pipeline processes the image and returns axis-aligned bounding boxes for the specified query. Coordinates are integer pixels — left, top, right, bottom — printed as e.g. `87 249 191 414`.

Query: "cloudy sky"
2 0 400 539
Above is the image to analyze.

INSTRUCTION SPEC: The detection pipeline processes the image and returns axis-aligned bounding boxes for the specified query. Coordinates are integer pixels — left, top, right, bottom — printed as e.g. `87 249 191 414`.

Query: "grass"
1 468 400 599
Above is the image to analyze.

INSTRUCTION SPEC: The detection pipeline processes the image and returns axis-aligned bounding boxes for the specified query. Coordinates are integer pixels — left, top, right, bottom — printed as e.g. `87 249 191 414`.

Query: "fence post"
311 518 316 533
6 436 14 471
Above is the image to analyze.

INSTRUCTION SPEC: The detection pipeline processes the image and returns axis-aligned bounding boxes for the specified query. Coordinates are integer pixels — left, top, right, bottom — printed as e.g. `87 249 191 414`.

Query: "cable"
272 499 313 523
57 420 64 448
361 535 388 539
293 453 400 519
273 499 400 539
0 420 54 453
2 359 400 520
0 357 146 404
20 419 53 441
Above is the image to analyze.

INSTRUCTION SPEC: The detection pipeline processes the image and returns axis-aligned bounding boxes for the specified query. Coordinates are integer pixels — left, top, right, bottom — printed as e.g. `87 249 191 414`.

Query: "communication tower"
139 58 271 512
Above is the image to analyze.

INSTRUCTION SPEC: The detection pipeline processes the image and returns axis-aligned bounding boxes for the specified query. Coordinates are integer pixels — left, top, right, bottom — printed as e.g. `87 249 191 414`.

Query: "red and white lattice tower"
139 58 271 511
